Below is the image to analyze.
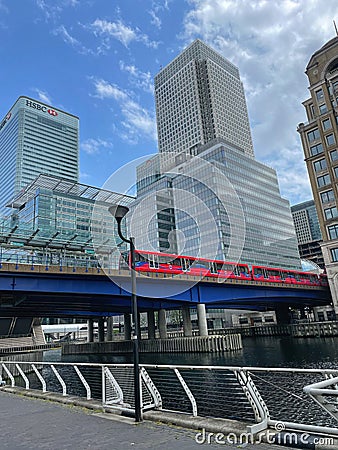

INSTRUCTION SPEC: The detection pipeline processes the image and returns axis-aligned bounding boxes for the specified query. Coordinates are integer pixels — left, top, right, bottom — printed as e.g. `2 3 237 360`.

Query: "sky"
0 0 338 206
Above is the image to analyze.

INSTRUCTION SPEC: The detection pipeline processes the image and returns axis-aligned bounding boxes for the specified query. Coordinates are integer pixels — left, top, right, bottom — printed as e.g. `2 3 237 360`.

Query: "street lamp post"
108 204 142 422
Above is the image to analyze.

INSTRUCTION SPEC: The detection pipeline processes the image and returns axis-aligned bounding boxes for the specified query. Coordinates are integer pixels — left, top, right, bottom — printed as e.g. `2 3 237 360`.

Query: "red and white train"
132 250 328 287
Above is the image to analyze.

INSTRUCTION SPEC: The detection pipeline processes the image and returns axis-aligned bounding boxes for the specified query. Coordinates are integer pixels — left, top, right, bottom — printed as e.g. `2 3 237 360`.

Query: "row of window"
308 129 335 147
316 169 338 187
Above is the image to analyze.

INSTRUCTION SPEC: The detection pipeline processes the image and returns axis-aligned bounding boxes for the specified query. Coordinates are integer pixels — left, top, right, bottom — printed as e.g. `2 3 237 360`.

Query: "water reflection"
44 336 338 369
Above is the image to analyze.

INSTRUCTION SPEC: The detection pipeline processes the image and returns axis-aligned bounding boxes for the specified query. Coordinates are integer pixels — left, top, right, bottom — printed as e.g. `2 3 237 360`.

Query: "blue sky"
1 0 338 205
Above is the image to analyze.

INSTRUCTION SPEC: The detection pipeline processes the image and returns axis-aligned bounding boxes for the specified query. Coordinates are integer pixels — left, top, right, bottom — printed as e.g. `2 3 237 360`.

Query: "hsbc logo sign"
0 111 11 131
26 99 58 117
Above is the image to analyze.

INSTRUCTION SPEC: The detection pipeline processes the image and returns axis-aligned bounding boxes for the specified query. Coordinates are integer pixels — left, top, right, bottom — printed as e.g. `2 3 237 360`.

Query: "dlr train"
131 250 328 287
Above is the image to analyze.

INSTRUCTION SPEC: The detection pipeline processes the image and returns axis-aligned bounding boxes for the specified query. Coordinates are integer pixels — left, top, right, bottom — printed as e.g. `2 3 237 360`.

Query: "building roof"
306 36 338 71
6 174 134 209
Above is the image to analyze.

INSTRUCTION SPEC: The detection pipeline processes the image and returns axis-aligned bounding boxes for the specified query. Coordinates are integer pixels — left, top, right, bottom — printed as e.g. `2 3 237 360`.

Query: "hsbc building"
0 96 79 214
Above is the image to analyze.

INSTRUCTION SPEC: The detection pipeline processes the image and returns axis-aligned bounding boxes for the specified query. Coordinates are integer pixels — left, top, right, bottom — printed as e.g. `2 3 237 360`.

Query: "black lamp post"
108 204 142 422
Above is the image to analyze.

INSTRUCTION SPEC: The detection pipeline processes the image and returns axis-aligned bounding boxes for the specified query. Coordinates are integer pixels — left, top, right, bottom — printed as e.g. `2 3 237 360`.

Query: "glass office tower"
0 96 79 216
135 143 300 270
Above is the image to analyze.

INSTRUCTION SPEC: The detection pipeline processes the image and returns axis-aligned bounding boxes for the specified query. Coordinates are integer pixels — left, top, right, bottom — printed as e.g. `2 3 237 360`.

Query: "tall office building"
291 200 324 268
155 39 254 157
135 40 301 269
0 96 79 215
298 36 338 310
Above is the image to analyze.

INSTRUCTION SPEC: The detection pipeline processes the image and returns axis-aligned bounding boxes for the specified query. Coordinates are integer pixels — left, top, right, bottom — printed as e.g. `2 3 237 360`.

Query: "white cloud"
33 89 52 105
53 25 93 55
149 9 162 29
181 0 338 204
92 78 157 144
119 61 153 93
90 18 159 49
81 138 113 155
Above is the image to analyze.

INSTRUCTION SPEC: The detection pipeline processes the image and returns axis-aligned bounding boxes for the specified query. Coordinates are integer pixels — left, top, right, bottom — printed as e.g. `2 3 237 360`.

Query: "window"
329 225 338 239
313 158 327 172
316 89 324 101
331 150 338 161
310 143 323 156
319 104 328 114
334 167 338 178
317 174 331 187
325 206 338 220
326 134 335 146
321 190 335 203
323 118 332 130
307 129 320 143
330 248 338 261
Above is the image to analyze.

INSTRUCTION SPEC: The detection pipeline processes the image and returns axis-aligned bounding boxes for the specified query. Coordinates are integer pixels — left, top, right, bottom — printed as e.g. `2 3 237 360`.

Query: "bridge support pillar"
147 311 156 339
182 306 193 337
197 303 208 336
106 316 114 341
87 318 94 342
124 313 132 340
158 308 167 339
275 305 290 324
98 317 105 342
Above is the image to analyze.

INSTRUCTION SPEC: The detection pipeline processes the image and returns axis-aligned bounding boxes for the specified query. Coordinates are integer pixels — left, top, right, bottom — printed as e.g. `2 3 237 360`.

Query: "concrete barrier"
62 334 242 355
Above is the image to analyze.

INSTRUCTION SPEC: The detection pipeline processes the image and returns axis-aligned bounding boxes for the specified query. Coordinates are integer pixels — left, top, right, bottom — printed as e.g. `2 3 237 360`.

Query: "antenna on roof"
334 20 338 36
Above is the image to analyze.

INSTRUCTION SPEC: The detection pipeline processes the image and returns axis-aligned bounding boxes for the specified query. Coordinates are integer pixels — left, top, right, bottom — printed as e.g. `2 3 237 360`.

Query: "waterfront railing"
1 361 338 436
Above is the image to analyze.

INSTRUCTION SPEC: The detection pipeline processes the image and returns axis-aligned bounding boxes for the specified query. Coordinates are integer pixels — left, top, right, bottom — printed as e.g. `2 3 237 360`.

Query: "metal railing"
1 361 338 436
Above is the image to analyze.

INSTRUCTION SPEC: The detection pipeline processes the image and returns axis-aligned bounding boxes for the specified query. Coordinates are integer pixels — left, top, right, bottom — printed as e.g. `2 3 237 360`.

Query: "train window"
225 263 235 272
135 253 146 263
254 267 262 275
158 255 173 264
267 269 279 277
194 260 208 269
239 266 249 274
209 262 218 274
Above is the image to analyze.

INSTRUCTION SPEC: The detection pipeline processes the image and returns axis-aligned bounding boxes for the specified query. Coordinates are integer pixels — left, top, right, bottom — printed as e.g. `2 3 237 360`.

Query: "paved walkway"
0 390 297 450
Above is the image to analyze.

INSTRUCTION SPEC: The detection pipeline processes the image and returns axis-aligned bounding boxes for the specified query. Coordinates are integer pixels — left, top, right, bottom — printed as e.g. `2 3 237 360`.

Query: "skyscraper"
135 40 300 270
298 36 338 310
155 39 254 157
0 96 79 215
291 200 324 268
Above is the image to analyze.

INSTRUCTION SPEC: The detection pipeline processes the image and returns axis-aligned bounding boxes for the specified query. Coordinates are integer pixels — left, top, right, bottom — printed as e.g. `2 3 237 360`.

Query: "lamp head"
108 204 129 223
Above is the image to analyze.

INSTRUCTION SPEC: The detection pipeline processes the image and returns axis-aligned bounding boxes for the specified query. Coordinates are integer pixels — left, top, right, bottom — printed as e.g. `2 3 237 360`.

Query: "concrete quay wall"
165 321 338 339
62 334 242 356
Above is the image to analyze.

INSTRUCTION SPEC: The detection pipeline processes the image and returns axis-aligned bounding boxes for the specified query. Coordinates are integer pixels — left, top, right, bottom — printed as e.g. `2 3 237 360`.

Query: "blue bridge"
0 262 331 318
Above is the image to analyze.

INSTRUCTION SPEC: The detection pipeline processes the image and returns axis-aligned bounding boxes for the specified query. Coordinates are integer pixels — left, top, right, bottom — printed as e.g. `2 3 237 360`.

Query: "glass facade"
0 175 134 268
0 96 79 216
173 145 300 268
135 143 301 270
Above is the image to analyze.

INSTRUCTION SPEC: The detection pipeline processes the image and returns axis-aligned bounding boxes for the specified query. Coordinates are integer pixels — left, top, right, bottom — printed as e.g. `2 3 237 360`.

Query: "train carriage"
128 250 323 287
